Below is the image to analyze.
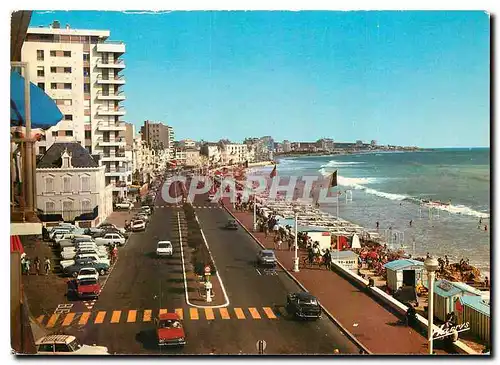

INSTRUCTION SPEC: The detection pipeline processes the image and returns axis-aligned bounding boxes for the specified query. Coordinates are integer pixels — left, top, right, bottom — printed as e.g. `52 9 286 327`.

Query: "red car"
156 313 186 347
77 278 101 299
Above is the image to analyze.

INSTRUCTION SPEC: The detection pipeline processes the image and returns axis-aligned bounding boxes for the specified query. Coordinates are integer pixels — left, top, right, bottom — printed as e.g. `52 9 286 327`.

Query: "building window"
84 131 91 139
50 50 56 57
45 201 55 213
63 51 71 57
62 176 71 193
51 83 57 90
37 67 44 77
64 130 73 137
36 50 44 61
62 200 73 220
81 176 90 192
64 67 71 73
56 99 72 106
39 146 47 155
50 67 56 73
83 83 90 93
83 67 90 77
63 83 72 90
44 177 54 193
52 131 58 137
81 199 91 212
37 82 45 91
83 53 90 62
64 114 73 121
39 134 46 141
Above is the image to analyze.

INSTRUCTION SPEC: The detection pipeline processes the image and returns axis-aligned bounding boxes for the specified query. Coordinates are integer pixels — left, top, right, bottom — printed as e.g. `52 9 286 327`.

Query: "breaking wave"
320 160 365 168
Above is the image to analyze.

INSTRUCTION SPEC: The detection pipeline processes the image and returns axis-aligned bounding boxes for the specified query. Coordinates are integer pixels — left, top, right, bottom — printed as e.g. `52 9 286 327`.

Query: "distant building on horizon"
317 138 334 152
371 140 377 146
283 140 292 153
140 120 175 158
356 140 363 147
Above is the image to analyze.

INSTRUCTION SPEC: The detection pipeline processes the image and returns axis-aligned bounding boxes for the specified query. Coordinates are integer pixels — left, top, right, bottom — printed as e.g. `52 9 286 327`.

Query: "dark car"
224 219 238 230
64 259 110 277
286 292 322 320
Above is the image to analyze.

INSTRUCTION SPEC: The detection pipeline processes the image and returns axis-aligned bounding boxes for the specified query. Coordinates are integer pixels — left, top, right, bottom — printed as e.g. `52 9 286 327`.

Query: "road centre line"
177 211 230 309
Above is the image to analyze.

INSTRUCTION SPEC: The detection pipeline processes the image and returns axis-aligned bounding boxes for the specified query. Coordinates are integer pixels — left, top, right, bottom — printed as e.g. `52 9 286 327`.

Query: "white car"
61 247 108 260
208 194 216 202
94 233 126 247
130 219 146 232
77 267 99 281
35 335 109 355
55 234 93 245
61 253 110 270
156 241 173 257
115 200 134 210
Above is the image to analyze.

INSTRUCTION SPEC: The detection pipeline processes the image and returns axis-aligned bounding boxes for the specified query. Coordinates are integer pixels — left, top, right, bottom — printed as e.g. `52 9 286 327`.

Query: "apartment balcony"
96 74 126 85
96 58 126 69
97 137 126 147
97 106 126 116
96 41 126 54
100 152 128 162
97 121 127 131
104 167 128 177
96 90 126 101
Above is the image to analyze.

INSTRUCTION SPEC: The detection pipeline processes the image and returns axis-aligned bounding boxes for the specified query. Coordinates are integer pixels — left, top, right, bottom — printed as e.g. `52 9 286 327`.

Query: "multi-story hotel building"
21 20 130 198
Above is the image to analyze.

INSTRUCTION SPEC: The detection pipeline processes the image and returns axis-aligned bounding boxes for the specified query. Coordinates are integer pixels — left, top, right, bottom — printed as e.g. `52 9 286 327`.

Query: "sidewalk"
225 203 448 355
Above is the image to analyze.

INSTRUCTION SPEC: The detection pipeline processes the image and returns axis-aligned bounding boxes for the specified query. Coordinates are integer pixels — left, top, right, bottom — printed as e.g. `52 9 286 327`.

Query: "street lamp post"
424 256 439 355
253 197 257 231
293 210 299 272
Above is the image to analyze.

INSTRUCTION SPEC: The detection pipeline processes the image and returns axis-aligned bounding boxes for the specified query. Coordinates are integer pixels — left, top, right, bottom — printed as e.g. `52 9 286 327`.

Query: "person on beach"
409 220 413 227
426 252 431 259
484 224 488 231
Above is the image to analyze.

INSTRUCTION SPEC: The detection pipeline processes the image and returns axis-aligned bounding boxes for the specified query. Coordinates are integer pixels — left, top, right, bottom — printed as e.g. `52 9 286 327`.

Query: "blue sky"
31 11 490 147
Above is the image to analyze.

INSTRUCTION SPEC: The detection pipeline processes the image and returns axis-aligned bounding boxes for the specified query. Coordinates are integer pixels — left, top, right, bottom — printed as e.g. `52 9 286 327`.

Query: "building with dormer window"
35 141 113 227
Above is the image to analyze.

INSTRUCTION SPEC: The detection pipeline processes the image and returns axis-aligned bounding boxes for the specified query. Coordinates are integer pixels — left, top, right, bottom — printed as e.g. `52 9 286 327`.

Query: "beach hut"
432 279 482 322
457 295 490 344
384 259 425 292
331 250 359 270
351 233 361 249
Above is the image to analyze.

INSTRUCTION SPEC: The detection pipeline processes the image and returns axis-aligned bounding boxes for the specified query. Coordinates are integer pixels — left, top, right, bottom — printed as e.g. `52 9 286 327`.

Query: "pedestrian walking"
20 255 26 275
44 257 51 275
34 256 41 275
24 257 31 275
409 220 413 227
376 221 379 229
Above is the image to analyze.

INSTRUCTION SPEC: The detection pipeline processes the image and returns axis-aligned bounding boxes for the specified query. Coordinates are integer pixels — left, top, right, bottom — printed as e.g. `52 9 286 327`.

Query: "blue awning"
10 70 63 129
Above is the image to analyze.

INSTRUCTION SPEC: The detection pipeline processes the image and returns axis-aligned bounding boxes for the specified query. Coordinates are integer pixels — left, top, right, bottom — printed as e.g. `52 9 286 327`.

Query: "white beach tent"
351 233 361 249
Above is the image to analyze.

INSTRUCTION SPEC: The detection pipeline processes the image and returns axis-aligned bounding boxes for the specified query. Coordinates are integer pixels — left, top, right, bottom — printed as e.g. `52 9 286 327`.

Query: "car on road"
224 219 238 230
77 267 99 281
76 277 101 299
140 206 152 215
257 249 277 267
64 259 110 277
135 213 150 223
35 335 109 355
286 292 322 320
156 313 186 347
208 193 216 202
130 219 146 232
156 241 173 257
94 233 126 247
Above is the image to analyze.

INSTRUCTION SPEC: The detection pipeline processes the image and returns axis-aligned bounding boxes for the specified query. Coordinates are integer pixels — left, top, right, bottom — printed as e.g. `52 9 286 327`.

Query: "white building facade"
22 21 129 198
36 142 113 226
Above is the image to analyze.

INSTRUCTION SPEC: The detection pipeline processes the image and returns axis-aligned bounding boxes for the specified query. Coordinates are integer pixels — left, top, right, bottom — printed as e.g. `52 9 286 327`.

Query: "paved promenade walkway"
225 202 449 355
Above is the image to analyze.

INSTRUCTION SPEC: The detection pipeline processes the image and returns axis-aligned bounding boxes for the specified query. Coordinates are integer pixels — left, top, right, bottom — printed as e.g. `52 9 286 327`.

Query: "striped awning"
10 235 24 254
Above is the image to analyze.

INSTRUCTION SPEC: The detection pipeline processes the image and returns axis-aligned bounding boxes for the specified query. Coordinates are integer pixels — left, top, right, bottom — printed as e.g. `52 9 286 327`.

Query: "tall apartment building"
140 120 175 158
21 21 129 198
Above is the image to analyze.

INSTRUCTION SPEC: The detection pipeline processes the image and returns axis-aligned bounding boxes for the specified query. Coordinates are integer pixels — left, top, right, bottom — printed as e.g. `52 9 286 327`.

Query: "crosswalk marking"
249 307 261 319
110 311 121 323
263 307 277 319
95 311 106 324
205 308 215 320
189 308 199 320
234 308 245 319
127 310 137 323
46 314 59 328
219 308 230 319
36 315 44 324
175 308 183 320
159 309 168 316
62 313 75 326
143 310 152 322
79 312 90 325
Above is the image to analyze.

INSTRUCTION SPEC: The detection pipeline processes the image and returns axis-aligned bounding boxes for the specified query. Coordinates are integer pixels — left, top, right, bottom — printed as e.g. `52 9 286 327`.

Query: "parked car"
58 237 95 249
94 233 126 247
54 234 92 245
156 241 173 257
61 253 110 270
156 313 186 347
257 249 277 267
135 213 149 223
130 219 146 232
286 292 322 320
97 223 126 235
208 194 216 202
77 267 99 281
224 219 238 230
75 277 101 299
140 206 152 215
114 200 134 210
61 247 107 260
35 335 109 355
63 259 110 277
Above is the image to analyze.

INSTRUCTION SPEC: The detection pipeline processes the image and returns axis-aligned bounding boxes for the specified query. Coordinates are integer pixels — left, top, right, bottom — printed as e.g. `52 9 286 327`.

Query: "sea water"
254 148 491 277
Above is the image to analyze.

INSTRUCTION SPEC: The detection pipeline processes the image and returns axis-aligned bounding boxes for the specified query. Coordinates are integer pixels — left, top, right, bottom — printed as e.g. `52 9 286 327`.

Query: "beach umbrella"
10 70 63 129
